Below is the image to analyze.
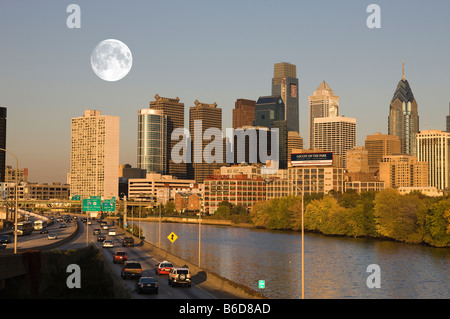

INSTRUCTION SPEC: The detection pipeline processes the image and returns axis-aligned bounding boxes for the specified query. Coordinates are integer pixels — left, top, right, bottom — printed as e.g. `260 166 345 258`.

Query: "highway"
58 216 242 299
1 217 76 251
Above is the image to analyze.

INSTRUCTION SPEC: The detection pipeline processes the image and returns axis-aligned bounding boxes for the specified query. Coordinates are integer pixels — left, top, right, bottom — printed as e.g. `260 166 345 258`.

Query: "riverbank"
126 214 450 249
126 216 256 229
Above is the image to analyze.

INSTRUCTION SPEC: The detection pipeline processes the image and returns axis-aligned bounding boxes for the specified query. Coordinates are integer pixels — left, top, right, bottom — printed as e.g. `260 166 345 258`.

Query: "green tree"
373 189 423 243
305 195 348 235
215 201 232 219
423 198 450 247
165 201 176 215
250 201 270 228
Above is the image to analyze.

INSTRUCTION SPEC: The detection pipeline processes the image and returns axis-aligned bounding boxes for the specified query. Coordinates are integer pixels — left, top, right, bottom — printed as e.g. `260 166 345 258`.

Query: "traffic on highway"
2 211 241 300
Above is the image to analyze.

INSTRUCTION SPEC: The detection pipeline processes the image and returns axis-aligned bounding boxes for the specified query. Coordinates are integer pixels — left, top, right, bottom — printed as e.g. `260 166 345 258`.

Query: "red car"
113 251 128 264
155 261 173 275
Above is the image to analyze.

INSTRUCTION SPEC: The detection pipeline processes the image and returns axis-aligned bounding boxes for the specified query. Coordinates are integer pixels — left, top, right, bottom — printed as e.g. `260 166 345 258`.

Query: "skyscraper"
416 129 450 191
70 110 120 199
253 96 285 128
388 60 419 156
189 100 223 182
0 107 6 182
253 96 288 169
232 98 256 129
138 109 167 175
313 116 356 168
309 81 339 149
271 62 299 133
365 132 402 173
149 94 186 179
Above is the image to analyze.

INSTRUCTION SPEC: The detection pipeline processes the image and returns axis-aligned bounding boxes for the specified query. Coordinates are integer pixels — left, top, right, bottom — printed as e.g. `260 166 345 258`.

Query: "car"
59 223 66 228
48 233 58 240
0 234 12 244
122 237 134 247
81 217 87 223
136 277 158 294
102 225 109 230
0 243 6 249
113 251 128 264
108 230 116 236
40 228 48 234
102 240 114 248
121 261 142 279
155 261 173 275
168 268 192 288
97 235 106 242
93 228 101 235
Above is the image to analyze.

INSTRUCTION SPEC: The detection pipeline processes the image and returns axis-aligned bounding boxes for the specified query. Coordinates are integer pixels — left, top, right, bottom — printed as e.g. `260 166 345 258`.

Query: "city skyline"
2 1 450 183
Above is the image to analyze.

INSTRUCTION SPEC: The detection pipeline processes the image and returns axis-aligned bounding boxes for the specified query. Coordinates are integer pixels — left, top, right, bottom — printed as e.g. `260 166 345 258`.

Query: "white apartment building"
70 110 120 199
313 116 356 168
416 129 450 191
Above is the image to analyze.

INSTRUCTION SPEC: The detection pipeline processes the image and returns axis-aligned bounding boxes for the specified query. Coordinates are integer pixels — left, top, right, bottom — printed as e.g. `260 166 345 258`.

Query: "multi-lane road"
6 214 241 299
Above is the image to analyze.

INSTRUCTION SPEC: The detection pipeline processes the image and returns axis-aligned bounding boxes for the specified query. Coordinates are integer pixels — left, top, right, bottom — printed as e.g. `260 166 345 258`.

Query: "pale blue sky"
1 0 450 183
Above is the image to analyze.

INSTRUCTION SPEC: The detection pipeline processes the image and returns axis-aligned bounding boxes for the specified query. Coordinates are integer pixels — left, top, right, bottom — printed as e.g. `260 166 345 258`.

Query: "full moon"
90 39 132 82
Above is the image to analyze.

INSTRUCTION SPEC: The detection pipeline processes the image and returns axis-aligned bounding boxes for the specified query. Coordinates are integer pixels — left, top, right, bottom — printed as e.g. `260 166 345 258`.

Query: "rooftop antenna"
402 59 405 81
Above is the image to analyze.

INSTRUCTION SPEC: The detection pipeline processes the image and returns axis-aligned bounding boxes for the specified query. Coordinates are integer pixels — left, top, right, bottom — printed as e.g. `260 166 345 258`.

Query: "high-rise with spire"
308 81 339 149
388 60 419 156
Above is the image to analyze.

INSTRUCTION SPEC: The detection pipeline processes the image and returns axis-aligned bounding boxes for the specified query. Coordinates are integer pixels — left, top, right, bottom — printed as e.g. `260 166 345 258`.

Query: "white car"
108 230 116 236
48 233 58 240
103 240 114 248
102 225 109 230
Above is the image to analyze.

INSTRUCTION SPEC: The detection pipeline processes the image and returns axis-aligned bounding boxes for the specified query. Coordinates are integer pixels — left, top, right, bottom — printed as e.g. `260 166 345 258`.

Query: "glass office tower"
271 62 299 134
138 109 167 175
388 60 419 156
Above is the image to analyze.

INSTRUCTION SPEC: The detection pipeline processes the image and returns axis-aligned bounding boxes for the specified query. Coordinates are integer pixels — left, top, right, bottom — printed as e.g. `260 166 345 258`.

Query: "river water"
137 221 450 299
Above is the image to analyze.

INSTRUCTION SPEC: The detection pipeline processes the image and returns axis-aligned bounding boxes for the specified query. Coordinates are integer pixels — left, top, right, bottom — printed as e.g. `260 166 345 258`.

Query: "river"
137 221 450 299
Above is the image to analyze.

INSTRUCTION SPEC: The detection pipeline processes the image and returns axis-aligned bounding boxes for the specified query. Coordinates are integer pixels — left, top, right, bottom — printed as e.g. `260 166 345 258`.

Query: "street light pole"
122 195 127 230
265 177 305 299
199 210 202 268
0 148 18 254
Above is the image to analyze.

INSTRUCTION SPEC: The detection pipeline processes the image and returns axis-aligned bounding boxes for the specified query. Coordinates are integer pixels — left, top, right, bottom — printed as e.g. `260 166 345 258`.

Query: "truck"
121 261 142 279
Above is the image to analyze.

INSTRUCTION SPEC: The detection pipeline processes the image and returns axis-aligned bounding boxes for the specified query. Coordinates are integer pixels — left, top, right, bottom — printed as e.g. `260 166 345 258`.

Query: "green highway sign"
82 198 102 212
102 199 116 212
71 195 81 201
258 280 265 289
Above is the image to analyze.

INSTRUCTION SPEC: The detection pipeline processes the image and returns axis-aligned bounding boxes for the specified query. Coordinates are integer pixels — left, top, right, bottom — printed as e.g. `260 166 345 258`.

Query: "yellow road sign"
167 232 178 243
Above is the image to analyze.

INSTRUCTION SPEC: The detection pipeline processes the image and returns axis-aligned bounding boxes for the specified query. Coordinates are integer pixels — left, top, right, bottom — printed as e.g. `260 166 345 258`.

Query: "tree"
165 201 176 215
305 195 348 235
250 201 270 228
215 201 232 219
373 189 423 243
423 198 450 247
